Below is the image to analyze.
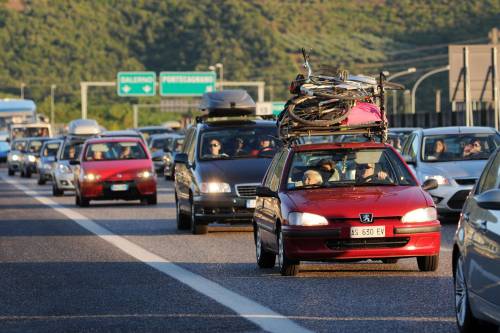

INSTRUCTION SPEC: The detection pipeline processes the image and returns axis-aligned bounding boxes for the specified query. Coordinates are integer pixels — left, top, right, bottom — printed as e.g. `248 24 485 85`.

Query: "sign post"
160 72 216 97
117 72 156 97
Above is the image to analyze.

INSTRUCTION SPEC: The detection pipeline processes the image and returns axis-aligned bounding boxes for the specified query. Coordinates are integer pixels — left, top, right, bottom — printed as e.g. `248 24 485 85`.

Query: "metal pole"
20 83 25 99
133 104 139 128
219 64 223 91
411 65 450 114
81 82 88 119
435 90 441 113
257 82 265 102
50 84 56 126
493 47 499 130
464 47 473 126
386 68 416 114
392 90 397 114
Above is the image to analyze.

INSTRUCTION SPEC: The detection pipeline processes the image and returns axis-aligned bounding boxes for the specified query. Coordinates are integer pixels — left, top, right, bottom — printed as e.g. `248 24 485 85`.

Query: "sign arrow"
143 85 151 93
122 85 131 93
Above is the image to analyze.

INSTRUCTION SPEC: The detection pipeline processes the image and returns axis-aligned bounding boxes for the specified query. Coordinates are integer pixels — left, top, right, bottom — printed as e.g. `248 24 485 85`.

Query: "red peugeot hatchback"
253 142 441 276
72 137 157 207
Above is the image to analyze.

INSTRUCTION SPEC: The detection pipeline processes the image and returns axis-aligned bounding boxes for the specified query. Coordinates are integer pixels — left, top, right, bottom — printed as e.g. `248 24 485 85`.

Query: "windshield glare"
422 134 500 162
84 141 147 161
199 127 277 160
287 148 416 190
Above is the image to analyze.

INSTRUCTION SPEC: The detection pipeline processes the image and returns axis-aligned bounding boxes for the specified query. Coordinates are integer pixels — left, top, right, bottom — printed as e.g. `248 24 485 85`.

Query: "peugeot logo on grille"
117 174 122 178
360 213 373 223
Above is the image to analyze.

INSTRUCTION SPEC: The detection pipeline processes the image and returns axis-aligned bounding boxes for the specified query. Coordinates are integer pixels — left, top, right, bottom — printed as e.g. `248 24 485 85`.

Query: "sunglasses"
209 143 220 147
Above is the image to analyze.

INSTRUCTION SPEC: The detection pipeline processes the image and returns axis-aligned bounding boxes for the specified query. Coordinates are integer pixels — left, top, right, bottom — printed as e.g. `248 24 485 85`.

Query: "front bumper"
282 220 441 261
192 194 255 224
80 178 156 200
428 185 473 214
8 161 21 170
54 172 76 190
39 166 53 180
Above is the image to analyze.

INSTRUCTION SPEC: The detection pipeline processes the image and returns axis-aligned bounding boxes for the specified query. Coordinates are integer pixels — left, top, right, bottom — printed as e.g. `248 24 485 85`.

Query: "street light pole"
386 68 416 114
216 63 223 91
50 84 56 126
411 66 450 114
20 83 26 99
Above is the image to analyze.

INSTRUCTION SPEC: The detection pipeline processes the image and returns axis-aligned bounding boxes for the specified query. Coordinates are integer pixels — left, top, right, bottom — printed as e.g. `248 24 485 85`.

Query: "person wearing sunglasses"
204 138 228 159
463 138 483 158
355 163 389 183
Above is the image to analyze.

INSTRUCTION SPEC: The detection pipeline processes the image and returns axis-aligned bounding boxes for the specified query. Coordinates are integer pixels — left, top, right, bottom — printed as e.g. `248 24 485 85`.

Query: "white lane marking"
2 177 311 333
0 314 455 322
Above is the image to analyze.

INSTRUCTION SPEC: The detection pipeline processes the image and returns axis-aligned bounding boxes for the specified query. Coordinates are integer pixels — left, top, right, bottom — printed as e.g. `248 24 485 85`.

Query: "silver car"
51 139 83 196
453 147 500 332
37 139 62 185
7 138 28 176
401 127 500 215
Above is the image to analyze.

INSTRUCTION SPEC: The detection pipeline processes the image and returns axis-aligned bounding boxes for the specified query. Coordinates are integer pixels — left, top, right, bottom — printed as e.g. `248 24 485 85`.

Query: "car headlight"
28 155 36 162
58 164 71 174
288 212 329 226
200 182 231 193
401 207 437 223
83 173 101 181
424 175 449 185
137 170 153 179
11 154 19 161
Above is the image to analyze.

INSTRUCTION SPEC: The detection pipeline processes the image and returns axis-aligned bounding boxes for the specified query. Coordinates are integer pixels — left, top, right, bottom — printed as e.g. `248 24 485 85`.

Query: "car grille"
235 184 259 198
454 178 477 186
326 237 410 250
447 190 471 209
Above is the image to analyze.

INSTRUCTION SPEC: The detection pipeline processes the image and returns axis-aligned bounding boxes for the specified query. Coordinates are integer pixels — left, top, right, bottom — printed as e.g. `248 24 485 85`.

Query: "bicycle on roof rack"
278 48 404 143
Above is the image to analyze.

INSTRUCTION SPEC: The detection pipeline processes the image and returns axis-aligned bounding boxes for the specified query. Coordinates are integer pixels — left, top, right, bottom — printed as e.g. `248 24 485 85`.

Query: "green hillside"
0 0 498 128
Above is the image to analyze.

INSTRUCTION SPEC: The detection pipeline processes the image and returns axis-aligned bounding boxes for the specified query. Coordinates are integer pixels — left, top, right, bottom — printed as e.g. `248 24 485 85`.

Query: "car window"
28 140 44 153
42 142 61 157
84 141 147 161
401 133 415 156
476 151 500 194
12 140 27 151
61 142 83 160
409 135 419 161
198 126 277 161
264 150 283 188
422 133 500 162
269 150 288 192
286 147 416 190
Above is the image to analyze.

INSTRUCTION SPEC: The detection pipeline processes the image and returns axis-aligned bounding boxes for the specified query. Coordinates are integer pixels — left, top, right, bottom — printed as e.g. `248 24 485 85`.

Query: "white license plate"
246 199 256 208
350 226 385 238
111 184 128 191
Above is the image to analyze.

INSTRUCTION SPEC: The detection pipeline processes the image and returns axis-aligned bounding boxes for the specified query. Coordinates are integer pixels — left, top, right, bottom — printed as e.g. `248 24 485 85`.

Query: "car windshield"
287 148 416 190
12 140 27 151
387 132 411 151
199 126 277 161
150 138 171 152
42 142 61 157
140 129 171 143
28 140 44 154
169 138 184 152
61 142 83 160
84 141 147 161
11 126 50 139
422 133 500 162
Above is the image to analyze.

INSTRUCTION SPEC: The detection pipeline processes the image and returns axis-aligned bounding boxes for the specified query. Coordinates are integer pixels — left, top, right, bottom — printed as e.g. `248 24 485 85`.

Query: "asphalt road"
0 166 459 333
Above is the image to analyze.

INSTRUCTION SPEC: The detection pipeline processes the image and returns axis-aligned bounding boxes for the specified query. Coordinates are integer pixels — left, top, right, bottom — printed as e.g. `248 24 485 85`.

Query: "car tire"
8 168 14 176
38 177 46 185
176 197 190 230
147 193 157 205
454 254 482 333
190 200 208 235
255 225 276 268
382 258 399 264
278 228 299 276
25 169 31 178
52 184 63 197
20 168 25 177
417 254 439 272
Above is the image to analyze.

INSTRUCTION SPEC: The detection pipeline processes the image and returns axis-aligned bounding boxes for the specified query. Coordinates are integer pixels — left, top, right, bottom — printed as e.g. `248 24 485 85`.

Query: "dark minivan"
174 90 278 234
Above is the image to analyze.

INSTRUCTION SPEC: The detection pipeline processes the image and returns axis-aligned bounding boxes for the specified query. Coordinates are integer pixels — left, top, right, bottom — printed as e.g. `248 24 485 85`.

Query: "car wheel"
147 193 157 205
25 169 31 178
455 254 482 333
176 197 190 230
255 225 276 268
190 200 207 235
278 228 299 276
8 168 14 176
37 176 46 185
52 184 63 197
382 258 399 264
417 254 439 272
20 168 25 177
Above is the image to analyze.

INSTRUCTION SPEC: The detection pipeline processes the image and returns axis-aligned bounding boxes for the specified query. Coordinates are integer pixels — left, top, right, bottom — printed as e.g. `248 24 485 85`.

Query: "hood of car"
285 186 429 219
82 159 153 180
418 160 487 180
197 158 272 184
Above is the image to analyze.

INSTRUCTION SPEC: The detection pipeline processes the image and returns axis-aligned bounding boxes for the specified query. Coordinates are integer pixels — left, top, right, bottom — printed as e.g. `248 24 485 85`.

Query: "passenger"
463 139 482 157
92 150 104 161
251 136 274 156
68 146 76 160
303 169 323 186
233 137 248 156
318 159 339 182
119 146 132 159
355 163 388 183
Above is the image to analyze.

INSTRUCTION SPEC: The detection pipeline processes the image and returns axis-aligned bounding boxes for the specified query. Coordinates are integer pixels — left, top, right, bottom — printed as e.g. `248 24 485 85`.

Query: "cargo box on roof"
68 119 101 136
199 90 256 117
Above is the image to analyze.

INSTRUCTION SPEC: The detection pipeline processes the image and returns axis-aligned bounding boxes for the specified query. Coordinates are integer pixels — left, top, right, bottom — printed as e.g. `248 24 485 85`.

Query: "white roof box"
68 119 101 136
199 90 256 117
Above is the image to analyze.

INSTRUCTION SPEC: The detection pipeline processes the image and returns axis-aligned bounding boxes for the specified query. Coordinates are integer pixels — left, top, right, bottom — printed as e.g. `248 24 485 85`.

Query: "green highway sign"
272 102 286 116
160 72 216 97
117 72 156 97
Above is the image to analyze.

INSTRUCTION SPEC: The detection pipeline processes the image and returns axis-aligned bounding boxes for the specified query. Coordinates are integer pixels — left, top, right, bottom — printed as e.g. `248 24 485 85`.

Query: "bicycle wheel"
287 95 351 126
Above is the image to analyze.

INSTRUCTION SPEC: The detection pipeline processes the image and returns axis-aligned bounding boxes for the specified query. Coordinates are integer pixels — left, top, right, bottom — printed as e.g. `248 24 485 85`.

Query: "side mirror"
476 189 500 210
256 186 278 198
422 178 438 191
69 160 80 165
403 155 416 165
174 153 188 164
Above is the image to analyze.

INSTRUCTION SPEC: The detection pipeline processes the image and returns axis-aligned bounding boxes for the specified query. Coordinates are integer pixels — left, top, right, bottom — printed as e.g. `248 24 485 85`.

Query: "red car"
253 142 441 276
72 137 157 207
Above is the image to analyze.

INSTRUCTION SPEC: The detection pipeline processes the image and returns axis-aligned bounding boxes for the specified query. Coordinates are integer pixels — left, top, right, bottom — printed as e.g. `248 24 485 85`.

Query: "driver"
355 163 388 183
204 138 228 158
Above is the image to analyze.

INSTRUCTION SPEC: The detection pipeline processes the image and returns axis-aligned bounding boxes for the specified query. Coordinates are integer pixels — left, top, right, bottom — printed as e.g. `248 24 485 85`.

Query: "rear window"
84 141 146 161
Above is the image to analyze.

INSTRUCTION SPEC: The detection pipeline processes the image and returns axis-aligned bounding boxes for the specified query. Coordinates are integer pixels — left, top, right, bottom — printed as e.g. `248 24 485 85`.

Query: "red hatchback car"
72 137 157 207
253 142 441 276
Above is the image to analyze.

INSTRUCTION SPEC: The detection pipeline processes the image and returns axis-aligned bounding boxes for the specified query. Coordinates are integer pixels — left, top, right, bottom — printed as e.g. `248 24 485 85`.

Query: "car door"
175 127 196 210
463 151 500 308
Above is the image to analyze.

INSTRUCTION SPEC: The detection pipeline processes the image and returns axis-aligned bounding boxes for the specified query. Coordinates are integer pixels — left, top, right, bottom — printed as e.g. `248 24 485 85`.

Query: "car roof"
420 126 497 135
200 119 276 130
101 130 141 136
137 126 171 131
150 133 184 140
389 127 421 132
291 141 389 152
84 137 143 144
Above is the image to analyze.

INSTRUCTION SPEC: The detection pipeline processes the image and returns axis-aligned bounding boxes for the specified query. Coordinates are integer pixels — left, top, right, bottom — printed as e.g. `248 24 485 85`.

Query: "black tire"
20 168 25 177
190 200 208 235
8 168 15 176
417 255 439 272
382 258 399 264
78 194 89 207
255 224 276 268
52 184 63 197
277 228 299 276
454 255 481 333
25 169 32 178
147 193 157 205
176 197 190 230
38 177 46 185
